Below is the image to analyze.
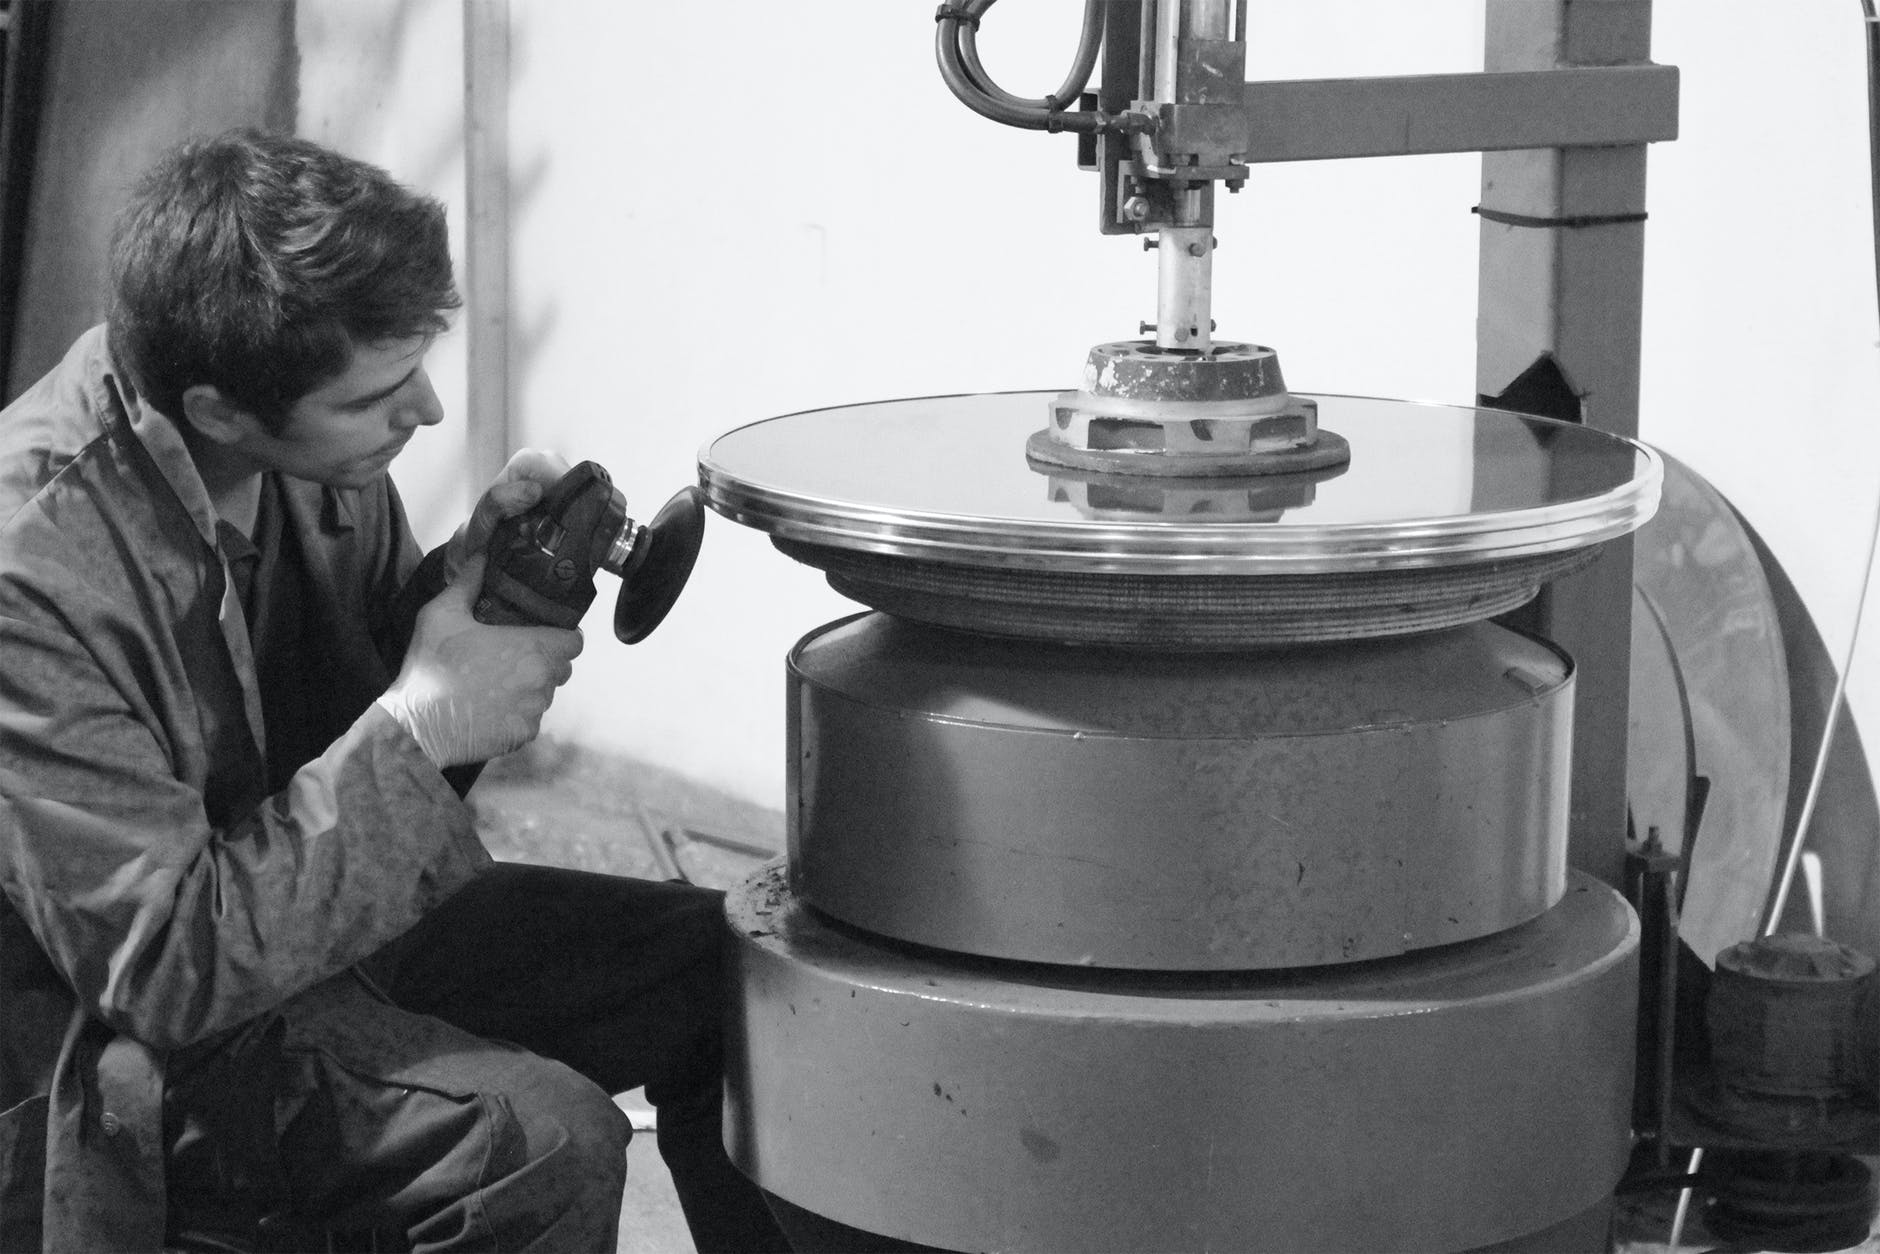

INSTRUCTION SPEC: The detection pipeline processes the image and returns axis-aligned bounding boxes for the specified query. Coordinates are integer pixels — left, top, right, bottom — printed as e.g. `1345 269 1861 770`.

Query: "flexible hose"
934 0 1119 133
958 0 1105 111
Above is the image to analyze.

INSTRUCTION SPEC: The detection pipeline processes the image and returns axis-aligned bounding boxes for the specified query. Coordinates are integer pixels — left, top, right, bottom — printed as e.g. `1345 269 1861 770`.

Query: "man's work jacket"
0 328 492 1251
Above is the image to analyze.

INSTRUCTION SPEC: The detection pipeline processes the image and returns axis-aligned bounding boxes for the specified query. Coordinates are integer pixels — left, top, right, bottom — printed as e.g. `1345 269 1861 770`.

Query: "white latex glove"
442 448 575 583
377 553 584 767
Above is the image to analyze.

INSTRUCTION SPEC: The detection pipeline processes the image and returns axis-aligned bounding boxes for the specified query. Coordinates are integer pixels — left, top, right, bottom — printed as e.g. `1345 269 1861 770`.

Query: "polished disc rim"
699 391 1662 575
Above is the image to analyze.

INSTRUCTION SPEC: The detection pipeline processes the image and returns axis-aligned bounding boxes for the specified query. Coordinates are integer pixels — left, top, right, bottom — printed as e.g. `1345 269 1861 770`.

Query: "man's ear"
179 385 263 446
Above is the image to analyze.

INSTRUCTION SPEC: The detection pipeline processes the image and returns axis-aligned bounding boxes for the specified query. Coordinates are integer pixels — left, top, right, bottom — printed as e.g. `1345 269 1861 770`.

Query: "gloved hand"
442 447 575 583
376 553 584 768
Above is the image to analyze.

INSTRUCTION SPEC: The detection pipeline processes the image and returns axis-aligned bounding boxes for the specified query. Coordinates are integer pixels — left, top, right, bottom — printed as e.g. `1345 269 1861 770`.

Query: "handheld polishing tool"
473 460 705 643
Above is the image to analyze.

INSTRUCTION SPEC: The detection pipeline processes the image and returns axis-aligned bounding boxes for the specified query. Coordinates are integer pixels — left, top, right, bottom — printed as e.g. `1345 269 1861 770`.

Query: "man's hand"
376 554 584 768
442 448 574 583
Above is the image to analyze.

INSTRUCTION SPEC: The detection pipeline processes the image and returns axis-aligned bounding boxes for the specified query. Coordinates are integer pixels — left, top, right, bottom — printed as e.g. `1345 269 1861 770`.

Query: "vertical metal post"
1153 0 1182 100
1156 223 1213 350
1151 1 1229 352
0 0 53 404
1477 0 1654 888
462 0 510 490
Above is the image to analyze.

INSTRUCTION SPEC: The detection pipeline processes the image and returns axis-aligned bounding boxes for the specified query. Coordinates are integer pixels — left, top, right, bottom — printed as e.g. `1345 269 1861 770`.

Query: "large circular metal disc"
698 391 1661 576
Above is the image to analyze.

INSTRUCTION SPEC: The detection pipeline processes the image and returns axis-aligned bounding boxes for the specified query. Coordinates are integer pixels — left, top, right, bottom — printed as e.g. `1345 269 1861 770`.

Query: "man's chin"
319 463 396 491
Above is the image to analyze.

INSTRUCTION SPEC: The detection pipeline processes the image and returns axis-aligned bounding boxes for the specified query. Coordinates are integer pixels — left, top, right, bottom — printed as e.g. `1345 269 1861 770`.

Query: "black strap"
1473 205 1648 229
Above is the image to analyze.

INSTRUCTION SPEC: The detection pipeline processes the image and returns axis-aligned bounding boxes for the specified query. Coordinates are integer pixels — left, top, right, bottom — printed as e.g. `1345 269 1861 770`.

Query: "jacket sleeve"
0 606 491 1051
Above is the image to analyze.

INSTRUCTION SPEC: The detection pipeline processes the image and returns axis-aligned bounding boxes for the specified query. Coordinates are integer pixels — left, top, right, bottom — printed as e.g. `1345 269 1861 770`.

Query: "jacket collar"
89 326 359 541
92 339 222 549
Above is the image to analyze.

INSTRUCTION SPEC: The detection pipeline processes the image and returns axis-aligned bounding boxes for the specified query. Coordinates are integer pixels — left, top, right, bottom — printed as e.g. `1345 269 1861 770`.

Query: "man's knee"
408 1054 632 1250
492 1055 632 1195
272 995 634 1246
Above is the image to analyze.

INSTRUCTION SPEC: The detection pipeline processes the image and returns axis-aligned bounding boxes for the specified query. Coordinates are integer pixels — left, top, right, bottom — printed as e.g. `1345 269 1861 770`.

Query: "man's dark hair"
107 129 460 428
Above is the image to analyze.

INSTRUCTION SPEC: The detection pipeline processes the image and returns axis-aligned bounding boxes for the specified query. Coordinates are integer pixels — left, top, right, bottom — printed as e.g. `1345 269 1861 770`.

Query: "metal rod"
1137 0 1157 101
1653 861 1680 1167
637 807 686 882
1153 0 1181 101
1763 442 1880 935
1667 1146 1701 1254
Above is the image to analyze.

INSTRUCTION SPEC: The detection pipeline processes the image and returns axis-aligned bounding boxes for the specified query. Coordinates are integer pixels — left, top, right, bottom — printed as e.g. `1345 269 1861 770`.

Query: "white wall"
297 0 472 547
7 0 297 398
307 1 1880 815
1644 5 1880 691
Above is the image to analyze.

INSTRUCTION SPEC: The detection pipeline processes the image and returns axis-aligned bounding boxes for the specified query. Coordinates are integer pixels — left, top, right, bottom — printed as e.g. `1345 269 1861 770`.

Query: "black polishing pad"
614 486 705 643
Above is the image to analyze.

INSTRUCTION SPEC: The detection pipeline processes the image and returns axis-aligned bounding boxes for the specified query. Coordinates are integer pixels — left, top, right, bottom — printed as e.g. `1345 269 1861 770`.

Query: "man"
0 130 789 1252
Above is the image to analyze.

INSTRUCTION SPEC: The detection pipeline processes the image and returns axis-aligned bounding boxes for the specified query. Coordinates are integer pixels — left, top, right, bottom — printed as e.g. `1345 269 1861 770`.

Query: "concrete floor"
471 738 785 889
614 1093 691 1254
472 740 1880 1254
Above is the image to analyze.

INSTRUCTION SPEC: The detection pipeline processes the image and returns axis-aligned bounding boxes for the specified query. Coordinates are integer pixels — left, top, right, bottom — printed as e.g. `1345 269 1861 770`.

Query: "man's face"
238 336 443 488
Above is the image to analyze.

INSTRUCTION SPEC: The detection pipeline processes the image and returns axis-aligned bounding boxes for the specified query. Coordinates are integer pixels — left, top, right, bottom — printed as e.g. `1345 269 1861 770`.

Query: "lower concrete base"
727 862 1639 1254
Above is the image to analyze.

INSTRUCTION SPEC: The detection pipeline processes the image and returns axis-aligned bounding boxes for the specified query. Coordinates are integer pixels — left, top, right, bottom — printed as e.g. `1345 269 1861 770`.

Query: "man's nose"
396 370 445 430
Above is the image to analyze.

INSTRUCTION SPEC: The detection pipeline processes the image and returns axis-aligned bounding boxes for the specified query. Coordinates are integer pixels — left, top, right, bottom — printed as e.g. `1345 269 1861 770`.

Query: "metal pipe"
1154 0 1230 102
1191 0 1231 40
1156 223 1212 351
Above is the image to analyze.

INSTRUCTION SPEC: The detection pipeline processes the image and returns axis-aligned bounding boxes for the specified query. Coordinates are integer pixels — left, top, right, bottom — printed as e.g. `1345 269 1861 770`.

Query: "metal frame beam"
1222 65 1677 164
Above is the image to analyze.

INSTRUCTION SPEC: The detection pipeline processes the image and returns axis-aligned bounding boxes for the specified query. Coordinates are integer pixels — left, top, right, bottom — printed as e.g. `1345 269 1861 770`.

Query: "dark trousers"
161 864 792 1253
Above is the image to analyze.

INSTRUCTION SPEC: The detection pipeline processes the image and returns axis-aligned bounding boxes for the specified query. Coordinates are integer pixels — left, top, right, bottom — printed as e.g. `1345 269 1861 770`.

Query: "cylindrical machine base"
790 613 1573 969
726 863 1639 1254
